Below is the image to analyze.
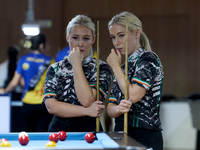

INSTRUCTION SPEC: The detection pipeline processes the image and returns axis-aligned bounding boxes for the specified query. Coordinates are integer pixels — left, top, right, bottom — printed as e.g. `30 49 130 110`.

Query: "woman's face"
66 26 95 59
109 24 140 56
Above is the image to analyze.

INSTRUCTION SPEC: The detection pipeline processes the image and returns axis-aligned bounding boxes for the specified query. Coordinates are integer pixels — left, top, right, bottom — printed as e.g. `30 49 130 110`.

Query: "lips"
117 48 123 51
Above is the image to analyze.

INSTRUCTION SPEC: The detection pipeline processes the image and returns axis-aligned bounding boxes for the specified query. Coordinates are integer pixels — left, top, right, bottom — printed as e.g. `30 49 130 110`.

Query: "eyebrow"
73 34 90 37
117 31 125 35
110 31 125 36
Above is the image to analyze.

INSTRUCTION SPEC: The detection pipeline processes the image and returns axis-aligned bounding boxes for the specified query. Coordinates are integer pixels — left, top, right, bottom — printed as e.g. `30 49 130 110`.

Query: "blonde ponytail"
140 31 152 51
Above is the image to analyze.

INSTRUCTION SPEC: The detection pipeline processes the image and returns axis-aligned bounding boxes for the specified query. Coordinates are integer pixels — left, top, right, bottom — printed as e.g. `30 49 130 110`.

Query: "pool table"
0 132 147 150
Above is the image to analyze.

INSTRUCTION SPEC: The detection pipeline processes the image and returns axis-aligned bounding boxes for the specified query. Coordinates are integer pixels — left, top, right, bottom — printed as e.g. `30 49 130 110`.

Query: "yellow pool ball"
0 141 11 147
46 141 56 147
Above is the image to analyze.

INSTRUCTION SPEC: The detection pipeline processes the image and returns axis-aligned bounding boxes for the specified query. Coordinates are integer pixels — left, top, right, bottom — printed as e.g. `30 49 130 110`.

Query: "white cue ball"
18 131 28 138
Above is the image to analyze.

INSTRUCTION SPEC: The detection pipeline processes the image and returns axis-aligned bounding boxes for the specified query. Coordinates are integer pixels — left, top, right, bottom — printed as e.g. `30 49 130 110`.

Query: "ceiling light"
22 0 40 36
21 24 40 36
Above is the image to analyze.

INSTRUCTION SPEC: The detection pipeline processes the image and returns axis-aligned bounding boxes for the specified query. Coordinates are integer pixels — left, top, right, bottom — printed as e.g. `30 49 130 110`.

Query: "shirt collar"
128 47 144 62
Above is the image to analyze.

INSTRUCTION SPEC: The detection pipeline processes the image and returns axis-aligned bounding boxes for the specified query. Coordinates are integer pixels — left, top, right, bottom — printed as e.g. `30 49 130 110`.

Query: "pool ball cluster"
46 132 96 147
46 131 68 147
0 131 29 147
0 131 96 147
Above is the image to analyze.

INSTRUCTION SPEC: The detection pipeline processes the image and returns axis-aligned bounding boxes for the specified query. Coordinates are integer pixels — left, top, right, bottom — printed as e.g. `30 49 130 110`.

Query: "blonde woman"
107 11 164 150
43 15 112 132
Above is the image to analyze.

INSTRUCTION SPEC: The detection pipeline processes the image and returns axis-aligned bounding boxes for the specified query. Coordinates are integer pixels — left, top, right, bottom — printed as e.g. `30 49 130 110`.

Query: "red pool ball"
58 131 67 141
49 133 59 143
18 134 29 146
85 133 95 143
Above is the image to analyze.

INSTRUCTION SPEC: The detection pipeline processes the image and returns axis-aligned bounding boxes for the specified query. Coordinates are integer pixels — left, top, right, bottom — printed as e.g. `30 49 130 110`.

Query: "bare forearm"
107 103 122 118
45 98 88 118
45 99 105 118
73 66 96 107
0 81 17 94
112 65 129 96
5 83 16 93
112 66 144 102
3 72 21 93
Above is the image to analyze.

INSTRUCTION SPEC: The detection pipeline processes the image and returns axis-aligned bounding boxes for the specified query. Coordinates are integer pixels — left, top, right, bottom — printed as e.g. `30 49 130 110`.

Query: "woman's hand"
107 98 132 118
118 99 132 114
85 101 105 118
69 47 84 67
0 88 5 94
107 49 121 69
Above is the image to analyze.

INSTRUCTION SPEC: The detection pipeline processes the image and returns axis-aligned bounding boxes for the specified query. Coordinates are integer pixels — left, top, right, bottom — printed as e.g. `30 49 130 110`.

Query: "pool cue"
96 20 100 132
124 21 128 134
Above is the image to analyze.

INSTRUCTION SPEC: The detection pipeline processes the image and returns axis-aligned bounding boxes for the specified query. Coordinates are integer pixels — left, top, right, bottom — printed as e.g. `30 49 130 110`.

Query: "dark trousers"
48 116 103 132
21 103 53 132
115 120 163 150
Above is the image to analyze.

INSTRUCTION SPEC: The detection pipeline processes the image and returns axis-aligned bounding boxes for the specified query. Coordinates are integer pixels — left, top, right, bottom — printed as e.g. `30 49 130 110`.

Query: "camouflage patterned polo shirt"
43 54 112 105
109 47 164 131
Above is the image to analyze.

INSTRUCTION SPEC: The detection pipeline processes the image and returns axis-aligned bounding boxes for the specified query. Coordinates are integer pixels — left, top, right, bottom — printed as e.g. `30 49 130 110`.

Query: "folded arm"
44 98 105 118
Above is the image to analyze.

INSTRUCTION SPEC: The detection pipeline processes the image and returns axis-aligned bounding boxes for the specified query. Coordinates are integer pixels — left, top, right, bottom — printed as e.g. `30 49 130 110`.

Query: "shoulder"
92 58 110 68
50 59 68 69
138 49 161 63
91 57 108 65
40 53 53 59
18 53 31 62
99 59 108 65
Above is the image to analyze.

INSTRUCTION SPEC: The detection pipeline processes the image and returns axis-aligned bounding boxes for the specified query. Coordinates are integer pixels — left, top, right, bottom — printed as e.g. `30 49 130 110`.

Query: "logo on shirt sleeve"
22 62 30 70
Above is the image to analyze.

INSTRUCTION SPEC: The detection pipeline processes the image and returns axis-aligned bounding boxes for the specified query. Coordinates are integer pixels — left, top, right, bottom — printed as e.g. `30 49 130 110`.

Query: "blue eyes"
72 37 90 41
110 34 124 40
84 38 89 41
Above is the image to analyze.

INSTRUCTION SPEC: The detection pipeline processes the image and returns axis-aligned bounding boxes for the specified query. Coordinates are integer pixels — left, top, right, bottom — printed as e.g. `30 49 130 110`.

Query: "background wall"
0 0 200 99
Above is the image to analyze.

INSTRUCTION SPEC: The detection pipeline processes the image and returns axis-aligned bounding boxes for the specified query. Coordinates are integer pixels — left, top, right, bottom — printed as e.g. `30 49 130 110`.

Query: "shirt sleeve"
43 65 57 102
130 52 161 90
108 76 120 105
99 63 112 100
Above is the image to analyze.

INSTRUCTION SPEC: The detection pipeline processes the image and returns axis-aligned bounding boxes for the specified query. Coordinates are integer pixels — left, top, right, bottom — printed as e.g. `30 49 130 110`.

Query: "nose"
114 37 120 46
78 39 84 47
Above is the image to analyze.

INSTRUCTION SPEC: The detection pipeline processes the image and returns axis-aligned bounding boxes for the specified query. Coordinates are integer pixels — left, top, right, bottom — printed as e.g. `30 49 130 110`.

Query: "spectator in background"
0 53 9 88
0 34 54 132
0 45 22 100
55 46 70 62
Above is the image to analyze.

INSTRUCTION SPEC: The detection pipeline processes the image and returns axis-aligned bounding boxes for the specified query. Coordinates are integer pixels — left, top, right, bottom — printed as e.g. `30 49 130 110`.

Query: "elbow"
81 101 92 108
44 99 56 115
129 94 144 104
107 111 117 118
46 107 54 115
79 97 95 108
